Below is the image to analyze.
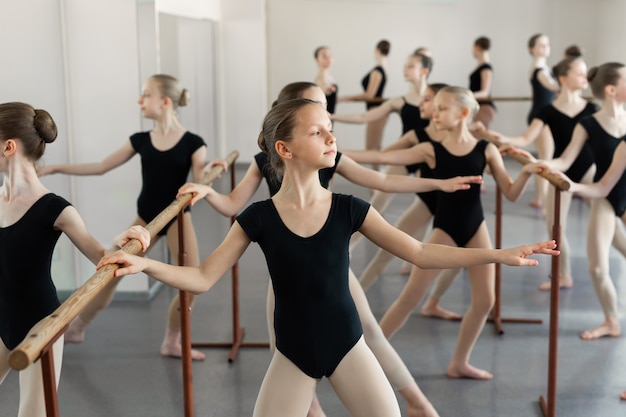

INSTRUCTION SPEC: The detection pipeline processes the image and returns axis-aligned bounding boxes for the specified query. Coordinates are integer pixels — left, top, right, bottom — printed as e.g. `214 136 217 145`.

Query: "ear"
460 106 471 120
605 84 617 97
275 140 292 160
3 139 17 157
162 96 173 109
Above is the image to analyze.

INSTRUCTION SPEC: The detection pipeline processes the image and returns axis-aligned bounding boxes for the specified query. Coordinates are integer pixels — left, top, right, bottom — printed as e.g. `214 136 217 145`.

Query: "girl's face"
316 48 333 69
562 60 588 90
138 78 166 119
531 36 551 58
404 56 425 82
301 86 328 109
432 92 465 131
288 104 336 170
419 87 436 119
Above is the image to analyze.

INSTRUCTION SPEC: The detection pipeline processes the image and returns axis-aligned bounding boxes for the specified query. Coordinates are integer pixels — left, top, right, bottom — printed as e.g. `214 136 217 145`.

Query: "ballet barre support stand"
189 165 269 362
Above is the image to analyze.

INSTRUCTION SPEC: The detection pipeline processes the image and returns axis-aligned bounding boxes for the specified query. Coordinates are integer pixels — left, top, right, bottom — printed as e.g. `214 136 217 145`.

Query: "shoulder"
129 131 150 148
182 131 207 149
333 193 370 228
481 63 493 71
42 193 72 212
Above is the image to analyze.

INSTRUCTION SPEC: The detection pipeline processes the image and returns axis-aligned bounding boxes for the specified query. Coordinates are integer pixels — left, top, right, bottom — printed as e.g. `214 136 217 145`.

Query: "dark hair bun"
587 66 599 82
33 109 57 143
258 131 269 154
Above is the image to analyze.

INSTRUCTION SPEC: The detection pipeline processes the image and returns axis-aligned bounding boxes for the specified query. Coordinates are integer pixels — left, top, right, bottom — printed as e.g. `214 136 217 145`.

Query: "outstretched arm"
342 142 434 167
336 155 482 193
38 141 136 176
492 118 545 148
542 123 588 172
178 162 264 217
339 69 383 103
537 68 560 92
55 207 150 265
358 207 559 269
332 97 401 124
97 222 251 294
381 129 419 152
486 143 536 201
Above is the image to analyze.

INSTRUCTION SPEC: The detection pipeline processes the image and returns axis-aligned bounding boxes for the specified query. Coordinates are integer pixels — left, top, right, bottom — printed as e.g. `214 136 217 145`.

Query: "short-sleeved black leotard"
413 129 438 215
0 193 71 350
237 193 369 378
579 116 626 216
361 66 387 110
432 140 488 247
469 63 495 109
326 84 338 114
130 131 206 236
528 67 556 125
535 103 597 182
254 151 342 197
402 98 430 174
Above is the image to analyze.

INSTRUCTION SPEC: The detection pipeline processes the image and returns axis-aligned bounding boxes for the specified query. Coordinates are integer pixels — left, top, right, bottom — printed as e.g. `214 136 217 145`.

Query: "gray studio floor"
2 160 626 417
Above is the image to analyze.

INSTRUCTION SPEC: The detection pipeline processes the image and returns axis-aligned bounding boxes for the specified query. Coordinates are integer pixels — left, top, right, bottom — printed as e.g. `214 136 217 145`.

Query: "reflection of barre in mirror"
98 99 558 416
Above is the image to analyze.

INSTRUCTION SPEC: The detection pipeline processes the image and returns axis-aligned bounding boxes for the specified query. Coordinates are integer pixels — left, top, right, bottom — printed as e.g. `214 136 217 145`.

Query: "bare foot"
447 363 493 380
421 304 461 320
400 261 412 276
538 276 573 291
580 321 621 340
64 317 87 344
530 199 542 209
160 342 206 361
307 394 327 417
620 391 626 400
407 400 440 417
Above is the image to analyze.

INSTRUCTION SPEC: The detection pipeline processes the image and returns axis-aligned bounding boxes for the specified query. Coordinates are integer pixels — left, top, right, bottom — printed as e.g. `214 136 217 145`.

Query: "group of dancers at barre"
1 31 626 417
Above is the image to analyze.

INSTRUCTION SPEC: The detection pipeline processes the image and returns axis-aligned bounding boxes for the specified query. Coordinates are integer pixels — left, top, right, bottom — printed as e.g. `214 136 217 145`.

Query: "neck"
533 57 547 67
2 159 44 201
275 165 326 206
600 97 626 117
477 52 489 64
555 86 582 103
376 56 387 67
445 122 472 143
410 77 427 95
153 112 182 135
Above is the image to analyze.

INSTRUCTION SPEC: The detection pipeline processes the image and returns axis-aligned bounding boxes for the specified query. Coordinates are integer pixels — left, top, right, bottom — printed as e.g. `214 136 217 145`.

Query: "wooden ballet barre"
8 150 240 371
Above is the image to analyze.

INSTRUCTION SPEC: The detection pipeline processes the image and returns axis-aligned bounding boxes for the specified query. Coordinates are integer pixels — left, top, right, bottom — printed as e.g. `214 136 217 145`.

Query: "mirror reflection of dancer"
469 36 496 130
314 46 338 114
0 102 150 417
99 98 558 416
38 75 209 361
344 86 552 379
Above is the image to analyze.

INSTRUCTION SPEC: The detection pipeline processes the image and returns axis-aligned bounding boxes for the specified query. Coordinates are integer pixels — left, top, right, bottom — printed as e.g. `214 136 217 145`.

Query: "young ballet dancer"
344 86 548 379
98 97 557 417
314 46 338 114
339 39 390 170
536 62 626 339
0 102 150 417
37 74 209 360
469 36 496 129
191 81 481 417
527 33 560 210
494 56 601 291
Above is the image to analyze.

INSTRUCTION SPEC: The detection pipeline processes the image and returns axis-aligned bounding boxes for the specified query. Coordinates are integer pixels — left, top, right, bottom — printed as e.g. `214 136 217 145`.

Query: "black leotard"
469 63 495 109
432 140 488 247
0 193 71 350
237 193 369 378
401 98 430 174
535 103 597 182
130 131 206 236
528 67 556 125
361 66 386 110
579 116 626 216
413 129 438 215
326 84 338 114
254 151 342 197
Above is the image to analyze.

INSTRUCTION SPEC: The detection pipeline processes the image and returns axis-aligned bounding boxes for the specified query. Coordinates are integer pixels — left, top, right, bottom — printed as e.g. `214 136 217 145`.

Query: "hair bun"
33 109 57 143
257 131 269 154
178 88 190 107
587 66 599 82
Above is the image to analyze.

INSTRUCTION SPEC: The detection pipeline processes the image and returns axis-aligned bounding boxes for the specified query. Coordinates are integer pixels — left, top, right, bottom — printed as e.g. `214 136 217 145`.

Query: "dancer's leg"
348 270 439 417
252 350 318 417
610 217 626 257
530 126 554 210
65 216 151 343
328 337 401 417
446 223 495 380
365 115 389 172
420 267 462 320
161 212 205 360
17 337 64 417
581 198 621 340
359 198 431 289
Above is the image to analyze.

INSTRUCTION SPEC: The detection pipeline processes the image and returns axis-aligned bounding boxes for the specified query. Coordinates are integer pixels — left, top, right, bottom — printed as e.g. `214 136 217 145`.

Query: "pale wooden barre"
9 150 239 370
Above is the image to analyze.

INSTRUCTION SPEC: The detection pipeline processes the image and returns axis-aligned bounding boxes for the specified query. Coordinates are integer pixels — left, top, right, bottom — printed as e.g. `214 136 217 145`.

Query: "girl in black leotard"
469 36 496 129
99 98 557 416
345 86 545 380
496 58 626 291
314 46 338 114
38 75 209 361
527 34 560 210
338 39 390 171
541 63 626 341
0 102 149 417
184 82 479 417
